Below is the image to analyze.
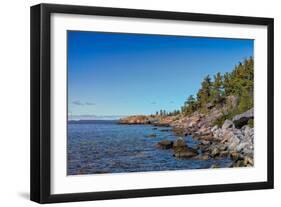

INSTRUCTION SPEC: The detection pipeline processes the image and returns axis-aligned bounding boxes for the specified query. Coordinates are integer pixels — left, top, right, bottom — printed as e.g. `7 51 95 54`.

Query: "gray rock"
211 125 218 132
243 125 253 137
228 136 240 151
243 148 254 155
200 140 210 145
232 108 254 128
211 147 220 157
222 120 234 130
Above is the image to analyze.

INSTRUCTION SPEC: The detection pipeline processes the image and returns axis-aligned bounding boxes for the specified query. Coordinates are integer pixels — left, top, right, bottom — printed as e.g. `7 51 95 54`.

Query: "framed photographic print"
30 3 274 203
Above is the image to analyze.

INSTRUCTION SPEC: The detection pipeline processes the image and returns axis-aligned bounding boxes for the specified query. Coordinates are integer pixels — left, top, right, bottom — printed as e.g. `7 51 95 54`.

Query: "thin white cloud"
72 100 96 106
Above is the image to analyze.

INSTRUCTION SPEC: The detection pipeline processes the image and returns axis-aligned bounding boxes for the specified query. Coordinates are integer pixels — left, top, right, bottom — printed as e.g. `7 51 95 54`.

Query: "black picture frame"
30 3 274 204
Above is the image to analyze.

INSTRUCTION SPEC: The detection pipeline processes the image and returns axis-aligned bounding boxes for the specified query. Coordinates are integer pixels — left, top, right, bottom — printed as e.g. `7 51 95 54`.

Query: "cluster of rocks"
156 138 198 158
119 106 254 168
119 115 152 124
119 115 176 126
211 119 254 167
170 108 254 167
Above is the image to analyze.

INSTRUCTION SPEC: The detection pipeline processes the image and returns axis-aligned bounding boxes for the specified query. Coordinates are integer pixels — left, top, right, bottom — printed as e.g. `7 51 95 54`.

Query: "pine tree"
197 75 212 108
211 72 224 104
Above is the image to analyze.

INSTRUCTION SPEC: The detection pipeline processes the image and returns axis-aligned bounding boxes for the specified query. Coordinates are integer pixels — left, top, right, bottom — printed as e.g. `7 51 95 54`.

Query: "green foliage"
223 57 254 98
181 95 197 115
211 72 224 104
156 109 180 117
179 57 254 120
247 119 254 128
212 110 236 127
155 57 254 126
167 110 180 116
197 75 212 107
159 109 167 116
237 89 253 113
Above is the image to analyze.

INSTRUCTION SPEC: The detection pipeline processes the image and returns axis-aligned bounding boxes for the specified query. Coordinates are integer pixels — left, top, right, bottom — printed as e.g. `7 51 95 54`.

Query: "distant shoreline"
68 119 119 124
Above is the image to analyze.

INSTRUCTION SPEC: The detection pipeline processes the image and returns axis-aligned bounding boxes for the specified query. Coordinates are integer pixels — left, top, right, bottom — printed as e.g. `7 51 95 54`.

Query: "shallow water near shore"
67 120 232 175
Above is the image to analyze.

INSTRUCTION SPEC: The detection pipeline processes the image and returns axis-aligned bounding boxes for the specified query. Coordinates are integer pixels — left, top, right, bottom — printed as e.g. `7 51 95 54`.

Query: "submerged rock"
194 154 209 160
174 148 198 158
156 140 173 149
145 134 157 138
160 129 171 132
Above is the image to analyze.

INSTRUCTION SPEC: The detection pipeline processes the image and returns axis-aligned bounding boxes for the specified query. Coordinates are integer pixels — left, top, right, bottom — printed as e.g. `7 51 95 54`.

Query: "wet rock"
160 129 171 132
145 134 157 138
156 140 173 149
173 128 186 136
173 138 187 149
195 154 209 160
153 123 170 127
174 148 198 158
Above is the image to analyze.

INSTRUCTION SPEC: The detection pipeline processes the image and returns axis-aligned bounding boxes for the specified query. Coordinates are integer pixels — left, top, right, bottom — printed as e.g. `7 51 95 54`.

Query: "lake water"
67 120 232 175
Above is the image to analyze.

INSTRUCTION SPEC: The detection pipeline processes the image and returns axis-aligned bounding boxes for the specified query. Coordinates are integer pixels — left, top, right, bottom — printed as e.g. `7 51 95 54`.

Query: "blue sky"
68 31 253 117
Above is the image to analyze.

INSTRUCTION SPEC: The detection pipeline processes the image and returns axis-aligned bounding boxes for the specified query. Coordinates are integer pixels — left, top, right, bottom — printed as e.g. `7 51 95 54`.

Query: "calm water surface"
67 120 232 175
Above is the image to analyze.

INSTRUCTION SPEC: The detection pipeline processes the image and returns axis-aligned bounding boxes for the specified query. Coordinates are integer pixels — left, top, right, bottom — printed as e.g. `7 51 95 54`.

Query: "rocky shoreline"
119 108 254 168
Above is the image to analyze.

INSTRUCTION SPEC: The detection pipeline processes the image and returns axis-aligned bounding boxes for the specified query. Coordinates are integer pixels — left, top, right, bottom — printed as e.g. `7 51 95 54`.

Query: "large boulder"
232 108 254 128
173 138 187 149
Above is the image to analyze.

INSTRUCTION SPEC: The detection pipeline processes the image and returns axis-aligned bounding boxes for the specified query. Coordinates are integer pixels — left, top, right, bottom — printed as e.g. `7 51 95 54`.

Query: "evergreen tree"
182 95 197 115
211 72 224 104
174 57 253 119
197 75 212 108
